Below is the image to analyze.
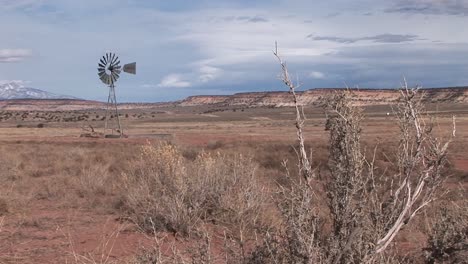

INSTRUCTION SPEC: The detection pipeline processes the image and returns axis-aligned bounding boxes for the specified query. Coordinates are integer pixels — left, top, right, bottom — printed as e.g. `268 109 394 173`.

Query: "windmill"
97 52 136 137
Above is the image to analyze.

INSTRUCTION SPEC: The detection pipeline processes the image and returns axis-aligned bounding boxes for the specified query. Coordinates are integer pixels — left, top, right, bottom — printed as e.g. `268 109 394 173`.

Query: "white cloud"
0 49 32 62
157 74 192 88
309 71 326 79
198 65 222 83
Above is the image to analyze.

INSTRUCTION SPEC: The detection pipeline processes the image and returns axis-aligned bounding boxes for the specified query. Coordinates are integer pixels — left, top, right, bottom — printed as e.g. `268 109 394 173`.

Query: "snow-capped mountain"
0 82 76 100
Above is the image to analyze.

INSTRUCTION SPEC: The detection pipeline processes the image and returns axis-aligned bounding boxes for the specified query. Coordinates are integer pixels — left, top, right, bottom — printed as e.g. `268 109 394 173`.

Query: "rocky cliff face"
179 88 468 107
178 95 230 106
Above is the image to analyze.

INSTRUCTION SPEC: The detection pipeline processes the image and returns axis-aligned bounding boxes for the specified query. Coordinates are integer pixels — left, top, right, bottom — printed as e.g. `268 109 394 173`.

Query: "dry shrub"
0 198 8 216
264 46 458 263
246 88 453 263
121 142 268 237
74 165 112 198
426 201 468 264
206 140 224 150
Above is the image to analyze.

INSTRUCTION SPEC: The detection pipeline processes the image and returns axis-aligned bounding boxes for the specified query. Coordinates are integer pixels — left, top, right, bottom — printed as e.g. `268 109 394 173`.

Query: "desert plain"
0 90 467 263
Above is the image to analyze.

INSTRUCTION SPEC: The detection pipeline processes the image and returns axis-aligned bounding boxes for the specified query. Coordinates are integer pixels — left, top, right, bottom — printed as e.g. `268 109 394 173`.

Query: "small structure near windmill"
97 52 136 138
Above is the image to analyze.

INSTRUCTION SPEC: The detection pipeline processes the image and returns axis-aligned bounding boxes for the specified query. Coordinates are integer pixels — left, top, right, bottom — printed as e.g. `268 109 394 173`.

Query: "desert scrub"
425 201 468 264
120 142 269 237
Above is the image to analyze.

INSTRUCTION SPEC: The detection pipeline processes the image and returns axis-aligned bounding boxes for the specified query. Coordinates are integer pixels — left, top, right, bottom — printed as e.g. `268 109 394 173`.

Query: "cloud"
0 0 43 11
237 15 268 23
309 71 325 79
157 74 192 88
221 15 269 23
198 65 222 83
325 12 341 18
0 49 32 62
308 34 422 44
386 0 468 16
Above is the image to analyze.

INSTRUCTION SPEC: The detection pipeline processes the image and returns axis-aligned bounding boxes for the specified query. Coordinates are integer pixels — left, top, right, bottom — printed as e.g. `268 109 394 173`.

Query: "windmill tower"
97 52 136 137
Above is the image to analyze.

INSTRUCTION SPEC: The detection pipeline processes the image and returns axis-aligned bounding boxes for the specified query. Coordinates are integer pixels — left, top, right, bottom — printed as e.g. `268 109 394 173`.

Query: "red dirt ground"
0 199 153 263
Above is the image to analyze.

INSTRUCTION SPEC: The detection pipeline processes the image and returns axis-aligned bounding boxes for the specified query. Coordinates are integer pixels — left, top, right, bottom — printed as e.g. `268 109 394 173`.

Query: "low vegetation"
120 142 270 237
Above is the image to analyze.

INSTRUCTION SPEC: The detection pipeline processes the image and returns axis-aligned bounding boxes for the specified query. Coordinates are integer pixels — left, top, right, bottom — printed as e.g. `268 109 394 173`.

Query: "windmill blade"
110 53 115 65
111 55 118 65
98 63 106 69
123 62 136 74
112 72 120 81
114 60 120 67
112 54 118 66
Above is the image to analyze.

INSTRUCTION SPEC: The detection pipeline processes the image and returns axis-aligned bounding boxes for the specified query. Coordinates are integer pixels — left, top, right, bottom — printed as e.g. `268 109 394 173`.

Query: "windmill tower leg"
104 87 112 131
111 85 123 136
104 85 123 137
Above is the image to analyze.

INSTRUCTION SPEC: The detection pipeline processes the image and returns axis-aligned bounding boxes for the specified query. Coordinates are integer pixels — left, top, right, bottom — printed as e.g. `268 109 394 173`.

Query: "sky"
0 0 468 102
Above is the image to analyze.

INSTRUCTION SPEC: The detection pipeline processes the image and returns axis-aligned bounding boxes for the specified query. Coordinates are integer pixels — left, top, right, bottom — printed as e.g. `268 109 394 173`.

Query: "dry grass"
119 142 271 238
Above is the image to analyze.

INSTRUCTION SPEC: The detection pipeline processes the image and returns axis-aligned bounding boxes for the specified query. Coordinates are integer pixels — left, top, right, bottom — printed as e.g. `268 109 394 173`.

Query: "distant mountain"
0 82 77 100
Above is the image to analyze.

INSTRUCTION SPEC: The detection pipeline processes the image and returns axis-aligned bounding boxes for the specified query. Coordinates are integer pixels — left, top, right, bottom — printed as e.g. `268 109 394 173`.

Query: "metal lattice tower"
97 52 136 137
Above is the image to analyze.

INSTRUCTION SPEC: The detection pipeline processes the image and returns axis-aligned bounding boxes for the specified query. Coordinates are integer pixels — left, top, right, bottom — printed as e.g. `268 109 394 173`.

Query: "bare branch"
273 43 313 181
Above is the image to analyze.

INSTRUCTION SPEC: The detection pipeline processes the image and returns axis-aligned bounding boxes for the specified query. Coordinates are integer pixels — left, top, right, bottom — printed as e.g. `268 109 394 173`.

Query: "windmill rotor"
98 52 122 86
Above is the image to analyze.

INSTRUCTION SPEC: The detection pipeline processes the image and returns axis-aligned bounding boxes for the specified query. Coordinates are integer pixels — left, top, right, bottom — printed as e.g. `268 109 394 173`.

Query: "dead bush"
0 198 8 216
206 140 224 150
120 142 268 237
253 86 454 263
256 46 456 263
425 202 468 264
